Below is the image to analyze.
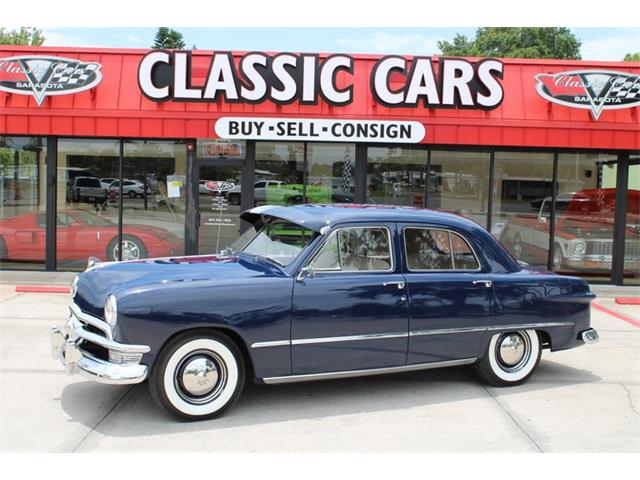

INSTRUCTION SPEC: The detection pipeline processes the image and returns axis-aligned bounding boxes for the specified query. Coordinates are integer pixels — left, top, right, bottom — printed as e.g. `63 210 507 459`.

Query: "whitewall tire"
475 329 541 386
149 331 245 420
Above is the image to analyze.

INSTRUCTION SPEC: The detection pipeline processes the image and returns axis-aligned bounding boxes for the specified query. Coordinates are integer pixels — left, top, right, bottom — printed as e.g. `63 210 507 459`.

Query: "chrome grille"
586 241 612 257
585 240 640 259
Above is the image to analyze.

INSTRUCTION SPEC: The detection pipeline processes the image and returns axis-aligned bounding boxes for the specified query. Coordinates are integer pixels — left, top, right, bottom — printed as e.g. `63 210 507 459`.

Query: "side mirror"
296 266 315 283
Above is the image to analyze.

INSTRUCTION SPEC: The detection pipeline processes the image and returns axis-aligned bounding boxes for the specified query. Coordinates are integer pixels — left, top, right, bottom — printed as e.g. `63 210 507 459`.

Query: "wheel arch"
154 326 255 380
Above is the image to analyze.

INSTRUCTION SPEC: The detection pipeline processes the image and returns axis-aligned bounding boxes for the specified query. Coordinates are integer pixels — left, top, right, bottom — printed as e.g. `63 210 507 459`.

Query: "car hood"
73 253 285 314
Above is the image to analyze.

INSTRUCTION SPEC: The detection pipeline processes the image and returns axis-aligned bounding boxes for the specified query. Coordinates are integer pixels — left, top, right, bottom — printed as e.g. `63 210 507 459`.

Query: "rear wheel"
149 331 245 420
474 329 541 386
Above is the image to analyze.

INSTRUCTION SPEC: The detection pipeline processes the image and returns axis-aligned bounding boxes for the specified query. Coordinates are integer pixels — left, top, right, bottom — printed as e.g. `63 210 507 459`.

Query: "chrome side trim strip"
251 340 291 349
410 327 485 336
261 357 477 384
291 331 408 346
410 322 575 337
252 322 576 348
485 321 574 331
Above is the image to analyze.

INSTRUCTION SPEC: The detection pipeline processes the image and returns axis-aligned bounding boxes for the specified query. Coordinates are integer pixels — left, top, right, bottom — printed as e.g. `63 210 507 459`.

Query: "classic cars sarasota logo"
535 70 640 120
0 55 103 105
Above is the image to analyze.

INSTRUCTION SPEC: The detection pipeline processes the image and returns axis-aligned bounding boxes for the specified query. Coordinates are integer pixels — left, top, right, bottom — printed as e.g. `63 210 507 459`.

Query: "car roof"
240 204 485 233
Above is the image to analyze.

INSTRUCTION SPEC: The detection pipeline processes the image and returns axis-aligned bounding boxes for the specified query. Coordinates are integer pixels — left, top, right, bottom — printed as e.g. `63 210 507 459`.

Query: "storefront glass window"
307 143 356 204
366 147 427 206
120 141 187 261
491 151 554 267
56 139 119 271
429 150 490 227
0 136 47 270
254 142 304 206
625 156 640 285
554 153 618 281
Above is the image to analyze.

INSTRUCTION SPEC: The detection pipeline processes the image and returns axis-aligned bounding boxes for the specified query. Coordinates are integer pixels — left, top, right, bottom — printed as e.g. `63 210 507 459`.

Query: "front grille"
79 339 109 361
586 241 612 257
585 240 640 260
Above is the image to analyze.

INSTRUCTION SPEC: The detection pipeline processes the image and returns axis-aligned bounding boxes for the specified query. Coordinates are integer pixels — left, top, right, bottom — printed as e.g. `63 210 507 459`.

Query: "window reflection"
56 139 120 270
0 136 47 270
429 150 490 227
491 151 554 267
366 147 427 206
254 142 304 206
121 141 186 261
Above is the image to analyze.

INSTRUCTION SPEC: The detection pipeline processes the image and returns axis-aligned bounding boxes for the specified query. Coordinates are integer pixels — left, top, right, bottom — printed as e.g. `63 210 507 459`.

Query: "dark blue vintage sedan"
50 204 599 420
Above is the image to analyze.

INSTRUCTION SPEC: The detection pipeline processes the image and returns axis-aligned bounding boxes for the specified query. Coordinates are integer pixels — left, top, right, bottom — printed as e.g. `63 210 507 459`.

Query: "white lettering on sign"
215 117 425 143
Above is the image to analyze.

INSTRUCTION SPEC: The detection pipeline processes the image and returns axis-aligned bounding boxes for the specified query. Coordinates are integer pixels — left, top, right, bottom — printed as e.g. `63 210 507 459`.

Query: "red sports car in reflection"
0 209 183 265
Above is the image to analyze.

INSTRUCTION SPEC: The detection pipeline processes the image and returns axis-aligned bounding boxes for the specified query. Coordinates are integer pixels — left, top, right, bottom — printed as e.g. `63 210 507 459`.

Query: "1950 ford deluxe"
50 204 599 420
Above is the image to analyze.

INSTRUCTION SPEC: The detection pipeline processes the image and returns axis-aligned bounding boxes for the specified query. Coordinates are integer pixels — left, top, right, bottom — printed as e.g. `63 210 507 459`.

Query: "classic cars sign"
137 51 505 110
535 70 640 120
0 55 103 105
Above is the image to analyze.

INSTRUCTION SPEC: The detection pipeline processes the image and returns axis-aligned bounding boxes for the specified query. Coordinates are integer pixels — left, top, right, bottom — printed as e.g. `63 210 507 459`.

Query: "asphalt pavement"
0 280 638 452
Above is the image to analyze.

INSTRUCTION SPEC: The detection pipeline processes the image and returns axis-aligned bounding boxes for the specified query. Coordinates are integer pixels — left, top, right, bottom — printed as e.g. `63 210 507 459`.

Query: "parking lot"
0 281 638 453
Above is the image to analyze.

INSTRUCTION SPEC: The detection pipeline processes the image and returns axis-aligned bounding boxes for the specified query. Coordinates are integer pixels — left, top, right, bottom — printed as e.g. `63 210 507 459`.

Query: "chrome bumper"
580 328 600 345
50 308 150 385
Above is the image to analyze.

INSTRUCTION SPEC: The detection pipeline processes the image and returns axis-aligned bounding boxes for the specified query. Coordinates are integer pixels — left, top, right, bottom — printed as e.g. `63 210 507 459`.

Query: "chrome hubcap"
180 356 219 397
498 334 526 366
175 350 227 405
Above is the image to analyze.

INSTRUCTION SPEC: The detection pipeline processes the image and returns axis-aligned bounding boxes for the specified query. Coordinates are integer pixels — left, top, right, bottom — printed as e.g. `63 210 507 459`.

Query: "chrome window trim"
261 357 478 384
307 225 395 274
402 226 482 273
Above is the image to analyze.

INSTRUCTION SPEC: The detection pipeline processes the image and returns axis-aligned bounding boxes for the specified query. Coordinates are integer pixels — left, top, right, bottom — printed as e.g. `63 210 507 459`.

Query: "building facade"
0 45 638 284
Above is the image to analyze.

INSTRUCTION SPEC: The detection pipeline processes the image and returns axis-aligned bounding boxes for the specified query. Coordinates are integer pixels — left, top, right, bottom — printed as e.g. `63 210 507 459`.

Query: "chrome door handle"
472 280 493 288
383 281 405 289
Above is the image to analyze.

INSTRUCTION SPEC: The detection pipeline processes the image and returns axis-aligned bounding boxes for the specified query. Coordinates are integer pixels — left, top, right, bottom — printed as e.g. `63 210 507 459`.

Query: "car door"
291 223 409 374
400 224 492 365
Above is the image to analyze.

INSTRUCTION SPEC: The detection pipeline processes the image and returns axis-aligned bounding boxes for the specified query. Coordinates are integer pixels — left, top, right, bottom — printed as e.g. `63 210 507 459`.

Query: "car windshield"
233 219 317 267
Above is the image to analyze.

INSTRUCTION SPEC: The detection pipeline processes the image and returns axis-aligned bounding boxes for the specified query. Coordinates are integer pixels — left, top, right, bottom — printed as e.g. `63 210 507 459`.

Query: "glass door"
197 161 244 255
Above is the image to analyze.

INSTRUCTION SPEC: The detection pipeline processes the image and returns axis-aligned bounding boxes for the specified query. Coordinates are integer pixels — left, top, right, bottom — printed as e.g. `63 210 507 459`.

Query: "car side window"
450 232 480 270
310 227 392 272
405 227 479 271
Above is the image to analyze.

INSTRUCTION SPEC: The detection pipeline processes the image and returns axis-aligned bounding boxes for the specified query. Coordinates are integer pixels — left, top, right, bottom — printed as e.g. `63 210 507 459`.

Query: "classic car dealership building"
0 45 638 284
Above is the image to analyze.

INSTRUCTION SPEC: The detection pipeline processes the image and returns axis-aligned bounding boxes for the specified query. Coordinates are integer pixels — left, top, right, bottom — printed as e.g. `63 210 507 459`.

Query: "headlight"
104 295 118 327
71 275 79 298
572 240 587 256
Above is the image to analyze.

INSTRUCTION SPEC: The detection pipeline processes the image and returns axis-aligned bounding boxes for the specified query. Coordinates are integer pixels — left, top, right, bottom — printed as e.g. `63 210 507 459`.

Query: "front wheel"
149 331 245 420
474 329 541 386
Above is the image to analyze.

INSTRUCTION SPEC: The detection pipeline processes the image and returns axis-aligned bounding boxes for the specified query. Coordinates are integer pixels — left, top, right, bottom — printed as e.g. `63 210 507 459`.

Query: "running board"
261 357 477 385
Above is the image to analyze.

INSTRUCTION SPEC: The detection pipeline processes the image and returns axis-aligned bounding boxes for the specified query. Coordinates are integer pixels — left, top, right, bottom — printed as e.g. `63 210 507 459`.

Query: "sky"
38 27 640 61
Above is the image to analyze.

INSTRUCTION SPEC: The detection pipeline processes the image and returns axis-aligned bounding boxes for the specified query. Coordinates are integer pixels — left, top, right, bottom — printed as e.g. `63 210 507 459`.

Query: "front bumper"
50 305 150 385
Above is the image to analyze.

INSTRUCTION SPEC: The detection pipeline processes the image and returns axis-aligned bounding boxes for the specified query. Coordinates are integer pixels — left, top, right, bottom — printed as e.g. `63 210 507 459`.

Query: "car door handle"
472 280 493 288
383 281 405 289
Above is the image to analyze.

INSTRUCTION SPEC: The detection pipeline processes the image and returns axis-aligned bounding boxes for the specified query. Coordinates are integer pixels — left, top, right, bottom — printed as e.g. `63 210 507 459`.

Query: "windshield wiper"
251 253 285 267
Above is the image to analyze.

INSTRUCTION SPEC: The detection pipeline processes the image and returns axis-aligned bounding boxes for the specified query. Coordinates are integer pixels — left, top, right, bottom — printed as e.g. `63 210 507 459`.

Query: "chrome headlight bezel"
104 295 118 328
71 275 79 299
572 239 587 256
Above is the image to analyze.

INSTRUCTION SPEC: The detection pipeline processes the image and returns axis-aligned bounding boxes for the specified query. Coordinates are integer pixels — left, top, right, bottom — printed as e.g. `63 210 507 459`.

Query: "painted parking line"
615 297 640 305
15 285 71 294
592 302 640 328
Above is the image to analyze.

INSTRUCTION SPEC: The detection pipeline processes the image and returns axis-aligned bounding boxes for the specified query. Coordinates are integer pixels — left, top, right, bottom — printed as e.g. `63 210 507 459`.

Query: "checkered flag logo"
0 55 102 106
608 78 640 100
341 146 353 194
